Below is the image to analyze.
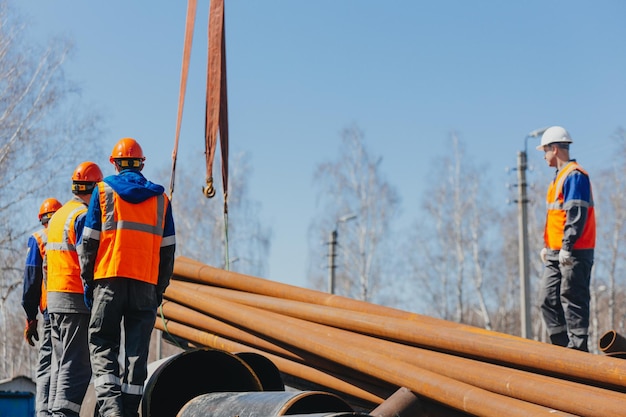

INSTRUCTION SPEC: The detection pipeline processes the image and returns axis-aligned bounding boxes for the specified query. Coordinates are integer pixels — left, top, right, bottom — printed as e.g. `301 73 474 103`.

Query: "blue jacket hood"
104 170 164 203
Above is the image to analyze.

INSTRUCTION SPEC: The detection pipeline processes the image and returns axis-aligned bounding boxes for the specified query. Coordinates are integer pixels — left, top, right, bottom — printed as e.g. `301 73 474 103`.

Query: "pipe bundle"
156 256 626 417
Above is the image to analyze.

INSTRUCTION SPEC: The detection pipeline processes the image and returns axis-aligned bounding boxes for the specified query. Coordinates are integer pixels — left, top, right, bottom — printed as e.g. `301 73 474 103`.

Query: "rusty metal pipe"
369 387 422 417
164 284 626 417
163 284 576 417
168 279 626 392
173 257 486 329
599 330 626 358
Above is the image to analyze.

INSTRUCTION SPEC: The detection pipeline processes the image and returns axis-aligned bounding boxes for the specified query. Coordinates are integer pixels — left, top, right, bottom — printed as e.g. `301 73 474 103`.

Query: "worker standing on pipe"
22 197 62 417
47 162 103 416
79 138 176 417
536 126 595 352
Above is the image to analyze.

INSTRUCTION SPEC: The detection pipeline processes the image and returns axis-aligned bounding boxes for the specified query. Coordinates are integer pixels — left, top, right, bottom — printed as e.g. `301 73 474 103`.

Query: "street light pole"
328 214 357 294
518 127 548 339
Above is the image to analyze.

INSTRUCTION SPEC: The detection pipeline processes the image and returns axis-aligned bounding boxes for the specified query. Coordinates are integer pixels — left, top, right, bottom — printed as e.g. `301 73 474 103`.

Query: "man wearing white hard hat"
536 126 595 352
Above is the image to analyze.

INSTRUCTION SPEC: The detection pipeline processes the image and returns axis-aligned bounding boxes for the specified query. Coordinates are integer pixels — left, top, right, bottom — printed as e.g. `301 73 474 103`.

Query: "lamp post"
328 214 357 294
518 127 548 339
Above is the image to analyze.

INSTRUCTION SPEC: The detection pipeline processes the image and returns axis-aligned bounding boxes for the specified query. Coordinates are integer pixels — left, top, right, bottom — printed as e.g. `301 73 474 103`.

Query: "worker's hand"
83 283 94 310
559 249 573 266
540 248 548 264
24 319 39 346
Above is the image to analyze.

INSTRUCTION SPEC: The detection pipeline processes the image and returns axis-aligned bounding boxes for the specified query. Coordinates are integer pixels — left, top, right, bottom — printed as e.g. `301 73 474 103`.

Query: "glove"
559 249 573 266
83 283 94 310
24 319 39 346
540 248 548 264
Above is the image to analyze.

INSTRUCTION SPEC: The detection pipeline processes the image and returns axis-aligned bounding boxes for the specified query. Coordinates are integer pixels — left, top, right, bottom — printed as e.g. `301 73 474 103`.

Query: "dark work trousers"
89 278 159 417
49 312 92 416
36 319 53 417
539 255 593 351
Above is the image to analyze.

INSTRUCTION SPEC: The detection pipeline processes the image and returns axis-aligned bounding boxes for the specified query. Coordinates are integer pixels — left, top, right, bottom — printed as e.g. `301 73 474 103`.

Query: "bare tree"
0 0 103 379
404 132 501 329
164 151 271 277
308 125 400 303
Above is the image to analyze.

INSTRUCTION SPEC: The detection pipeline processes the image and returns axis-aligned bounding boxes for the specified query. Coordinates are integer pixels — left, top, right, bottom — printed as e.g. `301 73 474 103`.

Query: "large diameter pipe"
168 279 626 391
164 285 626 417
176 391 354 417
142 348 263 417
163 284 576 417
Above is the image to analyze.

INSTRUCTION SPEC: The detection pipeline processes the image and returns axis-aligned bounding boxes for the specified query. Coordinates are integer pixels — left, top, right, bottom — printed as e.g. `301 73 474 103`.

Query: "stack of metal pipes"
156 256 626 417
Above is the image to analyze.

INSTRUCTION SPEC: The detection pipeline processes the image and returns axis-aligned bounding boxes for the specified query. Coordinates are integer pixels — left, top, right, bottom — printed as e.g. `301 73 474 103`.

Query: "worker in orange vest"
79 138 175 417
537 126 595 352
47 161 103 416
22 197 62 417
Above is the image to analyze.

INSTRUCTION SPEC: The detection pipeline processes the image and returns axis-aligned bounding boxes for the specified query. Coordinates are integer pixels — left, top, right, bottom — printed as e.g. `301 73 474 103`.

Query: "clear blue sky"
17 1 626 287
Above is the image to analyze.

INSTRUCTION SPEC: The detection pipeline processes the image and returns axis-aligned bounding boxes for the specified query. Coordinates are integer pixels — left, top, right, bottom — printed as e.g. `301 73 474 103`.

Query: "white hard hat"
536 126 573 150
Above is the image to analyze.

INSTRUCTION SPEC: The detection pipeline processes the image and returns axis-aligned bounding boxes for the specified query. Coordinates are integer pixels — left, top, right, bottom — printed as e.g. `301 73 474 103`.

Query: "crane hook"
203 177 216 198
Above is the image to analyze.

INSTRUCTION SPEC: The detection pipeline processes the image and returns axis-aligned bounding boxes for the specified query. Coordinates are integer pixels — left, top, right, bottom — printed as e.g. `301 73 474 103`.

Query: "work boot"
568 334 589 352
549 331 569 347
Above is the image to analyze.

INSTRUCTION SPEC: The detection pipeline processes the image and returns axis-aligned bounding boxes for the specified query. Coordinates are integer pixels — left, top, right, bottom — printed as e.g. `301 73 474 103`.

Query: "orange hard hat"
110 137 145 164
38 198 62 222
71 161 103 194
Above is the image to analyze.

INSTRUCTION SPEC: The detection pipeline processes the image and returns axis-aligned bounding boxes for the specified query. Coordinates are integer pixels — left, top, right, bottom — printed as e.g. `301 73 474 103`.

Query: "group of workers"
21 137 176 417
19 126 596 415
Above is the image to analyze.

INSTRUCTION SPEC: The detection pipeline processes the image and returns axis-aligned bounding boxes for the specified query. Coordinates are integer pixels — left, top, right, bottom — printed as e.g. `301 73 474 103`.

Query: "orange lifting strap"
169 0 197 201
169 0 229 213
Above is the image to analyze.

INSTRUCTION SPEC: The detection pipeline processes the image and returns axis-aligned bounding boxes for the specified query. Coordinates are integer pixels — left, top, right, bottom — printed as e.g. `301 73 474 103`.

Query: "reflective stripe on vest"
47 201 86 293
93 182 167 284
33 228 49 311
544 161 596 250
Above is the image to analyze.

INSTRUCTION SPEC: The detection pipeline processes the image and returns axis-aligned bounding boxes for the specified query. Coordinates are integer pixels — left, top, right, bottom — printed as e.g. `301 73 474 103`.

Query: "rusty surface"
162 280 626 416
163 280 578 417
162 257 626 417
169 268 626 389
370 387 422 417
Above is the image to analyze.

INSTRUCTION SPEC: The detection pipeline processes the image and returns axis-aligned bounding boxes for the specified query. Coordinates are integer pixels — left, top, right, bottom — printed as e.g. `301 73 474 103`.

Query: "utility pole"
328 230 338 294
517 127 548 339
517 150 531 339
328 214 357 294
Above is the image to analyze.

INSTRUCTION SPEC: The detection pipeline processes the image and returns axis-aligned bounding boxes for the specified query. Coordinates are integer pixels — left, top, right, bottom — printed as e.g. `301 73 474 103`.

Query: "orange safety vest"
46 200 87 294
32 228 48 311
544 161 596 251
93 182 167 284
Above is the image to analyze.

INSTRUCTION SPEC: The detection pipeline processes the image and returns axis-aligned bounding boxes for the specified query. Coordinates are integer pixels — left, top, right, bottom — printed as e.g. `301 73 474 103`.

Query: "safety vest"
93 182 167 284
46 200 87 293
32 228 48 311
544 161 596 251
